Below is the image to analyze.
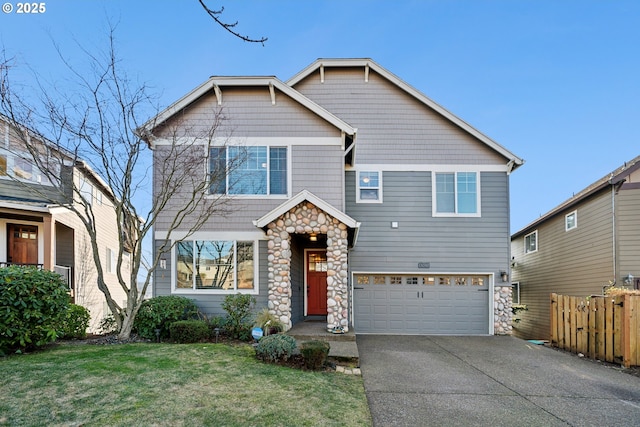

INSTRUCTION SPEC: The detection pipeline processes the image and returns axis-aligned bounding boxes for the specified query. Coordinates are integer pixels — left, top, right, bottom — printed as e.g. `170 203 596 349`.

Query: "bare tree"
0 32 242 339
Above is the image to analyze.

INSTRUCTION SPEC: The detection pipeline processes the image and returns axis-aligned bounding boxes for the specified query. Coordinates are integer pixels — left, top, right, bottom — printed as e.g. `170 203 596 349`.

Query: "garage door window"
354 274 488 287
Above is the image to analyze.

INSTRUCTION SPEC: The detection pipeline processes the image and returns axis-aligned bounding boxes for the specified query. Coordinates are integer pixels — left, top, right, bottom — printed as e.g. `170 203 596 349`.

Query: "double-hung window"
524 230 538 254
209 146 287 196
565 210 577 231
433 171 479 216
357 171 382 202
176 240 255 292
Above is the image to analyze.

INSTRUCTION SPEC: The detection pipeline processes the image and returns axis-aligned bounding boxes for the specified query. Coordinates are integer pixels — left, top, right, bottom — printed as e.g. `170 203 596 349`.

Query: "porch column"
326 220 349 332
43 216 53 270
266 221 292 330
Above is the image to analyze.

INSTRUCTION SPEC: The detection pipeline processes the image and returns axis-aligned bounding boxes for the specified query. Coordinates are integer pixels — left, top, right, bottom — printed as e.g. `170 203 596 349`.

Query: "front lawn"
0 342 371 427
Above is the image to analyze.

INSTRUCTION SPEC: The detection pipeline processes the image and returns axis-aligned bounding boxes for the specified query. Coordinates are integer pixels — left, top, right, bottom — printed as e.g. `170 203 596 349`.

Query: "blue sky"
1 0 639 232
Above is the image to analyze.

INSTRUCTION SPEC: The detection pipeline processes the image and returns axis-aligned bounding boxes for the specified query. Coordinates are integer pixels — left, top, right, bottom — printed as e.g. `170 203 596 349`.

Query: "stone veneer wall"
494 286 513 335
265 201 350 332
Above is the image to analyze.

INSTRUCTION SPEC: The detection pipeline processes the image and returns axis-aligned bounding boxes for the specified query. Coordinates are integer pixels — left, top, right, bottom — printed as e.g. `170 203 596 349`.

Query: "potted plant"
254 308 284 335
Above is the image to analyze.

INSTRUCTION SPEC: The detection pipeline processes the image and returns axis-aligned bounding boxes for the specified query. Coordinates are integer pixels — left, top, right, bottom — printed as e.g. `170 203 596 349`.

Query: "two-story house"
511 155 640 340
143 59 523 335
0 117 130 332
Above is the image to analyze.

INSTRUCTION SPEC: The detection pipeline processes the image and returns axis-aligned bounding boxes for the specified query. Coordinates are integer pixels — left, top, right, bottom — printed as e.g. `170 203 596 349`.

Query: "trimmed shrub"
300 340 330 370
59 304 91 339
0 266 70 353
98 314 118 335
169 320 210 343
255 334 297 363
221 294 256 341
133 296 199 339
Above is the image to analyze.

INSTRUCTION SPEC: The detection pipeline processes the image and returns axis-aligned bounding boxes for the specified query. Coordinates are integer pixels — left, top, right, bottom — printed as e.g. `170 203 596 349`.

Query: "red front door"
307 251 328 315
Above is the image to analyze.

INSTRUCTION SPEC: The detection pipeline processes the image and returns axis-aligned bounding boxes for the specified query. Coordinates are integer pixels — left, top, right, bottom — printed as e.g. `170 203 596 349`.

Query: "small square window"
524 230 538 254
565 210 577 231
357 171 382 203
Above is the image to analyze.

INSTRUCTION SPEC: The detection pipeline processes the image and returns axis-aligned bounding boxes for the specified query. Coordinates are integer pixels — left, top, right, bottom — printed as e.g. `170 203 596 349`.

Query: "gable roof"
512 154 640 239
139 76 356 139
288 58 524 172
253 190 361 246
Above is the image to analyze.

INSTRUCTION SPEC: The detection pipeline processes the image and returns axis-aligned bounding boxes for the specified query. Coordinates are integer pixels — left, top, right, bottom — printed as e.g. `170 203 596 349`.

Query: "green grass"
0 343 372 427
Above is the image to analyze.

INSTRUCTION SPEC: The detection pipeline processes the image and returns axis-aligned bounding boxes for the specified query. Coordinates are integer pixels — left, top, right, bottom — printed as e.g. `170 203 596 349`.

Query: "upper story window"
0 149 54 186
209 146 287 196
433 171 479 216
357 171 382 203
524 230 538 254
565 210 577 231
79 178 93 206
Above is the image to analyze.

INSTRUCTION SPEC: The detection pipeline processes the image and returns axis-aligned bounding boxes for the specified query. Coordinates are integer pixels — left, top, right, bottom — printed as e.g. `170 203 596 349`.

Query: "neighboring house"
511 155 640 340
143 58 523 335
0 117 130 332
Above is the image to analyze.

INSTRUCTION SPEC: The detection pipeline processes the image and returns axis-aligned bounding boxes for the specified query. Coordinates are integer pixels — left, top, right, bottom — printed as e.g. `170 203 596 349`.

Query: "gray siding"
153 144 345 232
617 187 640 284
346 171 510 274
511 190 615 340
157 87 340 139
294 68 507 165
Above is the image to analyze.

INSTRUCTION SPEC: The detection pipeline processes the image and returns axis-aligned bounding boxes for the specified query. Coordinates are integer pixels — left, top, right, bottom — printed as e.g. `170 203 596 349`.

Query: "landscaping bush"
59 304 91 339
300 340 330 370
98 314 118 335
221 293 255 341
169 320 210 343
255 334 297 364
0 266 70 354
133 296 199 339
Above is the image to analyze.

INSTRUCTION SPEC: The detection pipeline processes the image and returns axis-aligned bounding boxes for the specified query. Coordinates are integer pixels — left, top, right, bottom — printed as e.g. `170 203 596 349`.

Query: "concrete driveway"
357 335 640 427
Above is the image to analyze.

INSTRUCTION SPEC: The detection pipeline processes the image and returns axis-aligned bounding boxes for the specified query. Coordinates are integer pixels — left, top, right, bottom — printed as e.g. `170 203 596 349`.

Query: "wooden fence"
550 293 640 367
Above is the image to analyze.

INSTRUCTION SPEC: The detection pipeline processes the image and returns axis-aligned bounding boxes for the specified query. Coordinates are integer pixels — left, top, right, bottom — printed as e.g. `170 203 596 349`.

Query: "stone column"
494 286 513 335
326 219 349 332
266 221 292 330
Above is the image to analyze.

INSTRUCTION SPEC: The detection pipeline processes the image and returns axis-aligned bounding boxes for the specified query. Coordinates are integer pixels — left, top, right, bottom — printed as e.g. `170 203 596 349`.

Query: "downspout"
610 176 626 285
611 179 617 285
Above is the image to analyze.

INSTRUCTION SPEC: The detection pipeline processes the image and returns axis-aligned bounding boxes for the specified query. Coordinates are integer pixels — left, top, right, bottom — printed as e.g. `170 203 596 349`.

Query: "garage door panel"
354 274 490 335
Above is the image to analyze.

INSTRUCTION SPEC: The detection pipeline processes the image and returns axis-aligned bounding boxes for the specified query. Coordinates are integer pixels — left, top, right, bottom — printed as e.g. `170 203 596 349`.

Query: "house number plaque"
417 262 430 269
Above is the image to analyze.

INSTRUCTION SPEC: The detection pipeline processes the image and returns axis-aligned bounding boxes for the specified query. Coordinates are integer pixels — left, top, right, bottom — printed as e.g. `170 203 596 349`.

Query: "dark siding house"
511 155 640 339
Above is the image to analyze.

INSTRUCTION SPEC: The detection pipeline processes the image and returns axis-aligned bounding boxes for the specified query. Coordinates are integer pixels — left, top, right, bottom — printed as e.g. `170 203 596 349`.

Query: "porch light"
309 233 317 242
160 258 167 269
500 270 508 283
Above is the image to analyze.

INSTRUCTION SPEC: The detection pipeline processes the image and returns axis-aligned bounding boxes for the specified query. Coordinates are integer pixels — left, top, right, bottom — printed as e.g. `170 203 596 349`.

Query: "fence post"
550 293 558 346
623 294 631 368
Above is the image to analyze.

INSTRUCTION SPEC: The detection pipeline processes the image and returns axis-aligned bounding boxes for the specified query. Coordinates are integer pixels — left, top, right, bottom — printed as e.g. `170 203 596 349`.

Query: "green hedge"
133 296 199 339
0 266 70 354
169 320 210 343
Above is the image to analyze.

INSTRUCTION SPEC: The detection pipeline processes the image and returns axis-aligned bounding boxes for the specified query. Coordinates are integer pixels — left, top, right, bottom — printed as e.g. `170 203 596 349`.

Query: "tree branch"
198 1 267 45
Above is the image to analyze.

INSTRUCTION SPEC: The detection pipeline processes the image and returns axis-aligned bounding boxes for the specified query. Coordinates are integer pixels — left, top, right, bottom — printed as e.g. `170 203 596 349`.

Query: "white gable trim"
253 190 360 230
140 76 356 138
288 59 524 170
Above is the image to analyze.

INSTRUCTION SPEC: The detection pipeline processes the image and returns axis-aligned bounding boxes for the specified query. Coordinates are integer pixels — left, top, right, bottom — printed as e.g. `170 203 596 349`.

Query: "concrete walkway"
357 335 640 427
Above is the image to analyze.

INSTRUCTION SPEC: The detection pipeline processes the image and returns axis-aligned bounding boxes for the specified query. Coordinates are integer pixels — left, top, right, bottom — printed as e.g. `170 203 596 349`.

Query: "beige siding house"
511 155 640 339
0 118 129 332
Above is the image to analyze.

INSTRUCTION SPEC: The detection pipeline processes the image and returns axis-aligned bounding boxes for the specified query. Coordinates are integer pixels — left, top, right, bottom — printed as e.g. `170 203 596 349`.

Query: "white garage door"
353 274 490 335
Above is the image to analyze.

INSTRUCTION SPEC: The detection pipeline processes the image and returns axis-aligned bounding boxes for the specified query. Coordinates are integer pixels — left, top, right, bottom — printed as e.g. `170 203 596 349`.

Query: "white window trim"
171 238 259 295
565 210 577 231
356 169 383 203
512 282 521 305
431 171 481 217
524 230 538 254
205 144 291 199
